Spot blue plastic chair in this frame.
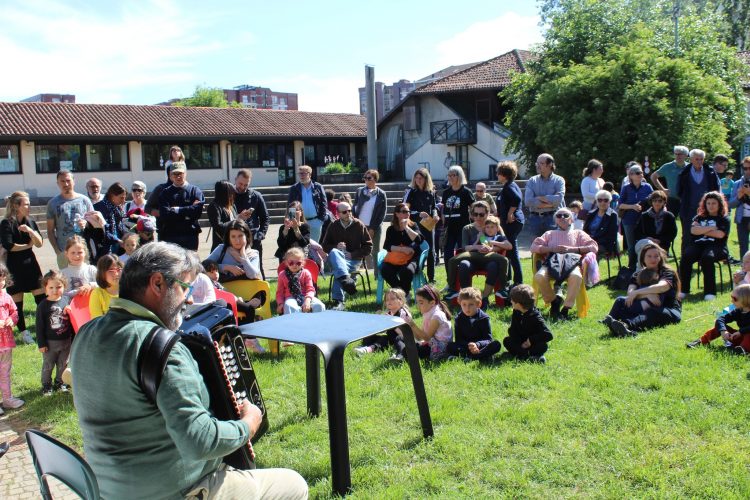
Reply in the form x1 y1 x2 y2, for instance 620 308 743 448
26 429 100 500
376 240 429 304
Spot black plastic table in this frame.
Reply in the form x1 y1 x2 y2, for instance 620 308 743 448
240 310 433 496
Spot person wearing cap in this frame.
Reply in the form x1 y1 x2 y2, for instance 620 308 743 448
651 145 689 215
524 153 566 237
531 208 598 321
125 181 147 213
676 148 720 251
157 161 205 250
135 218 156 246
619 163 653 268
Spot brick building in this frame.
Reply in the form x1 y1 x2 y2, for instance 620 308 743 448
224 85 298 110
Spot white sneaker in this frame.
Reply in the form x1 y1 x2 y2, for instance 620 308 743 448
332 301 346 311
704 294 716 301
2 397 25 409
354 346 374 357
678 292 687 300
21 330 34 344
0 406 4 415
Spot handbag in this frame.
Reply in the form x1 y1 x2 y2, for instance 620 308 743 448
384 248 411 266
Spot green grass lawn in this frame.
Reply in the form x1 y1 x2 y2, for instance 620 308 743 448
6 231 750 498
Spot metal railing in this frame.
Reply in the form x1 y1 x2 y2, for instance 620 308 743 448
429 119 476 145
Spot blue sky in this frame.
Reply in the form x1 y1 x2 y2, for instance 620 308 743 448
1 0 543 113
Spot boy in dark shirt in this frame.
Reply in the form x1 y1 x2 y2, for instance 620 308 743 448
687 283 750 353
503 284 554 363
36 270 73 395
446 287 501 361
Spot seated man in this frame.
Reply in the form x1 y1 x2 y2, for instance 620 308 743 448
321 202 373 311
70 242 307 499
531 208 598 320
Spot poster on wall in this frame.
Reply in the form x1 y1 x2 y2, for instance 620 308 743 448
60 160 73 170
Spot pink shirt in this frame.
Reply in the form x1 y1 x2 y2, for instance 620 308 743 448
531 228 598 255
276 268 317 304
422 305 452 360
0 290 18 349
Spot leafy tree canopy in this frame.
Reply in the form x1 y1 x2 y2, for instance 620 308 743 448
502 0 748 182
173 85 241 108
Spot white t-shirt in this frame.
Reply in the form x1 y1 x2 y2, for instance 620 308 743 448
191 273 217 305
61 264 97 296
357 189 378 226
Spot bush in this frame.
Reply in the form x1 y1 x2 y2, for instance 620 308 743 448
322 163 346 174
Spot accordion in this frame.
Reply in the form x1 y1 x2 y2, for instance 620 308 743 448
177 303 269 469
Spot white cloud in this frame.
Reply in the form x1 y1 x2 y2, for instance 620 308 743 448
0 0 242 103
265 74 363 114
435 12 543 67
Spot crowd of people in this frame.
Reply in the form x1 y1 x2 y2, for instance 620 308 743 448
0 143 749 498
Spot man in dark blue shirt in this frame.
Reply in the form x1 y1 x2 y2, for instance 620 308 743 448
157 162 205 250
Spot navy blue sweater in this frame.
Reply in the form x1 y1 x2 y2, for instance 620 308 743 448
453 309 493 349
716 307 750 334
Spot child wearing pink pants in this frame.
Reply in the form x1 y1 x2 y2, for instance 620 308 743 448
0 263 24 413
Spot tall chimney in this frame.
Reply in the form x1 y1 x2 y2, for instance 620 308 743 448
365 65 378 170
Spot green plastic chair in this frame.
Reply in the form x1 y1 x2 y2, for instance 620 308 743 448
376 240 430 304
25 429 100 500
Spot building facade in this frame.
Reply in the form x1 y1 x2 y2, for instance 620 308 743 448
0 102 365 197
224 85 298 110
377 50 530 183
359 80 415 123
21 93 76 103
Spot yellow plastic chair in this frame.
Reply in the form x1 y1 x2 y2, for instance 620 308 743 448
222 279 272 320
531 253 590 318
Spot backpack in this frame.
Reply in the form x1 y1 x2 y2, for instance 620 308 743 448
612 267 634 290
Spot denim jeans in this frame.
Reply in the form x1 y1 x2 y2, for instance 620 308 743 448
622 223 637 269
328 248 361 302
738 217 750 259
307 218 324 243
527 213 555 237
502 220 524 285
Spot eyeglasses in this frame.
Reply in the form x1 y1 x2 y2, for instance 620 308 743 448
132 188 144 193
397 210 410 214
447 173 458 177
363 176 374 181
731 295 738 301
287 260 303 267
631 172 643 176
596 199 610 203
107 267 122 274
298 171 310 176
471 212 487 217
338 210 350 214
174 277 194 298
743 167 750 171
556 213 571 219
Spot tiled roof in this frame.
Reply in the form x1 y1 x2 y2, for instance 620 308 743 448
414 49 532 94
0 102 367 139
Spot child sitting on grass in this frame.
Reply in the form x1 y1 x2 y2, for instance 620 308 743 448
686 283 750 353
634 268 662 311
60 235 97 297
732 250 750 288
406 284 453 361
276 247 325 315
0 264 23 411
89 254 122 319
502 284 553 363
118 232 140 264
446 287 501 362
354 287 412 362
36 270 73 395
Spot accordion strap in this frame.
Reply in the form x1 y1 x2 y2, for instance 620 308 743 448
137 325 180 405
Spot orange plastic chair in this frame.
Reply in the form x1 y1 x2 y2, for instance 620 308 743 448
68 293 92 334
215 289 239 325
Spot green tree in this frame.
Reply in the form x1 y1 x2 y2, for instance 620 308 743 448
173 85 241 108
502 0 748 180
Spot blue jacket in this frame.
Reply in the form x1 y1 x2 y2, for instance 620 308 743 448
582 207 619 253
729 176 750 224
676 164 720 218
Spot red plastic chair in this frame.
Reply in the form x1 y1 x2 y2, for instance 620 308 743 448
450 249 509 307
69 293 92 334
277 259 320 290
215 289 239 325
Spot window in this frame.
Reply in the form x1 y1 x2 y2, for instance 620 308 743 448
141 143 220 171
86 144 129 171
35 144 82 173
232 143 260 168
0 144 21 173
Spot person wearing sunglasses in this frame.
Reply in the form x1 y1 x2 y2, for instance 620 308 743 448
70 242 308 500
404 167 440 282
633 190 678 253
524 153 566 237
531 208 598 321
321 202 373 311
125 181 147 213
380 202 423 295
619 163 653 269
686 283 750 352
728 156 750 258
676 148 721 252
582 189 621 257
353 169 387 279
441 165 475 279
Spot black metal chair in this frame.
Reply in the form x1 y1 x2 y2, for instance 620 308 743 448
328 258 372 302
695 258 733 294
26 429 100 500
